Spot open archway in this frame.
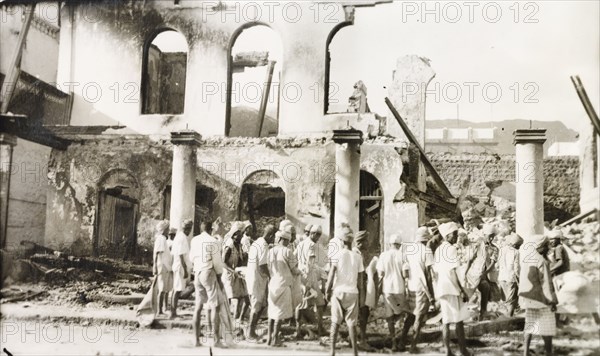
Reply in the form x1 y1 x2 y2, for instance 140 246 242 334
239 170 285 237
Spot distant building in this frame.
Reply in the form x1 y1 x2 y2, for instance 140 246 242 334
425 127 498 154
548 141 580 157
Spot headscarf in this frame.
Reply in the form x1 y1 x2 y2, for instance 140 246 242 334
310 225 323 234
336 225 353 242
415 227 431 242
438 222 459 238
389 234 402 245
155 220 169 233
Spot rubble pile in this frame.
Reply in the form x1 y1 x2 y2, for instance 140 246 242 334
460 195 515 232
560 221 600 272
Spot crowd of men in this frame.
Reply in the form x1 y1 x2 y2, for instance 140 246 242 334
151 217 570 356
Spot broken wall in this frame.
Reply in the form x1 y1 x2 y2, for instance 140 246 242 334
45 137 172 257
428 152 581 222
57 1 357 136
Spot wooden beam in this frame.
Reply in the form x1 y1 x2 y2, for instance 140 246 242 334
0 114 69 150
1 4 36 114
385 97 455 199
233 51 269 68
418 190 458 214
256 60 276 137
571 75 600 136
559 208 598 226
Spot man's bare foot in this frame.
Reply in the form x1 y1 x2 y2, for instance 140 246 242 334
213 341 228 348
460 349 471 356
396 342 406 352
246 331 260 341
409 345 419 354
195 339 201 347
270 339 285 347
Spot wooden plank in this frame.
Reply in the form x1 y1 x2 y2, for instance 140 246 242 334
385 97 455 199
559 208 597 226
233 51 269 68
418 190 458 214
571 76 600 136
256 60 276 137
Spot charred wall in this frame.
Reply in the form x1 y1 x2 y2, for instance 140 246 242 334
43 135 409 259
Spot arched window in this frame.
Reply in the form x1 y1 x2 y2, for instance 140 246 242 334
325 23 353 114
141 30 188 115
226 24 282 137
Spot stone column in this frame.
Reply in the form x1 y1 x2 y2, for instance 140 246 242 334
170 131 201 230
332 128 363 234
514 129 546 239
0 133 17 249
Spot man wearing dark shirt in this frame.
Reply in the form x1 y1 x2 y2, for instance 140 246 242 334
548 230 570 277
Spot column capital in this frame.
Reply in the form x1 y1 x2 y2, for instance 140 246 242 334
332 128 363 145
0 133 17 147
513 129 547 145
171 130 201 146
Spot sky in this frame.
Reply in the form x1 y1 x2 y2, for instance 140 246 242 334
152 1 599 133
329 0 599 133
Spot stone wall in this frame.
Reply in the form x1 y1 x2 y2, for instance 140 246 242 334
5 139 51 250
428 152 580 222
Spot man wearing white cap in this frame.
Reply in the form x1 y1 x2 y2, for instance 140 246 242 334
328 222 349 269
153 219 172 316
245 224 276 341
548 229 569 278
519 234 557 356
325 225 363 356
404 226 436 354
189 221 225 347
498 233 523 316
376 234 410 351
266 224 300 347
299 224 313 245
295 224 327 335
434 222 471 356
465 223 499 320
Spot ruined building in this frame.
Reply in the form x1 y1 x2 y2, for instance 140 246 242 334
1 1 457 262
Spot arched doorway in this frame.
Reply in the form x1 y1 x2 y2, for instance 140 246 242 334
359 171 383 261
94 169 140 259
239 170 285 237
329 170 383 260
